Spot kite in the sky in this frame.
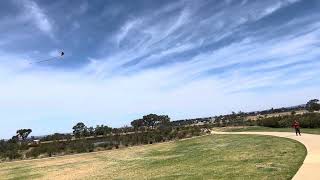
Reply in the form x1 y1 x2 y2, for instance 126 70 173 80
30 51 65 64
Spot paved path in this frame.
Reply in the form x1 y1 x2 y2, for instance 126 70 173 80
211 131 320 180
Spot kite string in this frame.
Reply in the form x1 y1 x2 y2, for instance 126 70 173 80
29 56 60 64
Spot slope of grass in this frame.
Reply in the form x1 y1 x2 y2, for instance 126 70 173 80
0 134 306 180
214 126 320 134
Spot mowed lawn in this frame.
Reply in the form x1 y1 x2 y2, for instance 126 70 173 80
0 134 306 180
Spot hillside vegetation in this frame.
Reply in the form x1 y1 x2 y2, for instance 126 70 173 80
214 126 320 134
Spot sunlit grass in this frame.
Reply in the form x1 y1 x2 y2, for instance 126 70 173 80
0 134 306 180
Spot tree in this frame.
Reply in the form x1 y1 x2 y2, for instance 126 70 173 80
87 127 95 137
95 125 112 136
16 129 32 141
143 114 170 129
131 119 145 130
237 111 245 117
131 114 171 130
72 122 87 139
306 99 320 112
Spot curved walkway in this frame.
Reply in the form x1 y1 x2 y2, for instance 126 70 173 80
211 131 320 180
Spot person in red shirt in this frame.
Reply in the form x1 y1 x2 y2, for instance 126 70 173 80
292 120 301 136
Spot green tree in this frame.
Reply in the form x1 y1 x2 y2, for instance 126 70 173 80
87 127 95 136
16 129 32 141
131 114 171 129
95 125 112 136
144 114 170 128
306 99 320 112
131 119 144 130
72 122 87 139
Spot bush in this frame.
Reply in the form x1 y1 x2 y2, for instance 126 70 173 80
26 148 41 158
257 113 320 128
0 141 22 160
70 140 94 153
300 113 320 128
6 150 22 160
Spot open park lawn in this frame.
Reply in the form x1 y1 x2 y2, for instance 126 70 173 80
0 134 306 180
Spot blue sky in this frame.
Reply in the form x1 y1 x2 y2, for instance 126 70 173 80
0 0 320 138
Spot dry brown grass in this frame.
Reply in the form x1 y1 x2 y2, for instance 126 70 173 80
0 141 176 180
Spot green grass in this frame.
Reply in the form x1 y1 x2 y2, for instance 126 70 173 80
0 134 306 180
215 126 320 134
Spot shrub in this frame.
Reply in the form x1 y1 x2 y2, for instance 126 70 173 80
257 113 320 128
70 140 94 153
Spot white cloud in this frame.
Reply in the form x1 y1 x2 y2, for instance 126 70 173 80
263 2 282 16
79 1 88 14
49 49 60 57
21 0 54 37
257 0 301 19
269 32 319 56
241 0 248 6
72 21 81 30
115 19 141 46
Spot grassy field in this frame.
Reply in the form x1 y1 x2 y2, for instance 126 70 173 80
213 126 320 134
0 134 306 180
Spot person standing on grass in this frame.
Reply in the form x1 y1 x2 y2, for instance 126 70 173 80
292 120 301 136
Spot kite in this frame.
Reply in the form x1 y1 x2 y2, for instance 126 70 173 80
30 51 65 64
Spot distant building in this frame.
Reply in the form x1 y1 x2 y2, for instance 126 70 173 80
32 139 40 145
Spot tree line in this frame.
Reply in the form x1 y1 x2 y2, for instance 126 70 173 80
0 114 209 161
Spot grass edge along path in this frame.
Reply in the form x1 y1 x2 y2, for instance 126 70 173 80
212 131 320 180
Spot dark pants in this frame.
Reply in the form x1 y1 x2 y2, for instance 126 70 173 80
295 128 301 136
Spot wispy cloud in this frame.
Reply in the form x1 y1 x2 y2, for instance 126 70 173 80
259 0 301 18
78 1 88 15
21 0 54 37
115 18 141 46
